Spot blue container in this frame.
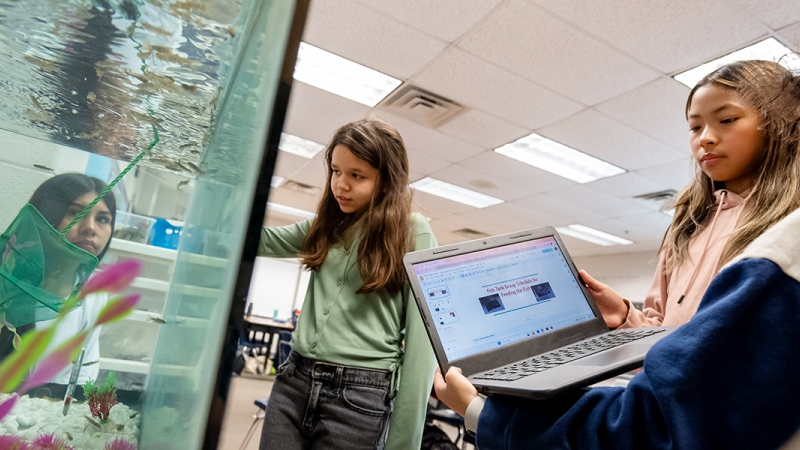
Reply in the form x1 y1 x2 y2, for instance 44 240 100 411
150 218 184 249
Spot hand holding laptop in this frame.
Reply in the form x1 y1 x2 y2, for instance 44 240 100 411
433 366 477 416
578 270 629 329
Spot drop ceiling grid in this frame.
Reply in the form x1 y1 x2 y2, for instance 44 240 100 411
410 46 584 129
457 151 576 195
374 111 486 163
527 0 770 73
269 0 800 250
350 0 505 43
435 108 530 150
536 109 688 171
456 0 661 105
426 164 537 202
593 77 691 152
726 0 800 30
300 0 448 79
282 82 371 146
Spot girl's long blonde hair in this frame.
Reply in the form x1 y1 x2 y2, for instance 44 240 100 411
667 60 800 271
300 119 413 294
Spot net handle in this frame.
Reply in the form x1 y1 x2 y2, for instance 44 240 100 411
61 125 160 234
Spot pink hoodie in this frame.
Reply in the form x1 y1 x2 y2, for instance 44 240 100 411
619 189 750 328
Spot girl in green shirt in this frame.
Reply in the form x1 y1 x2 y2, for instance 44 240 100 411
258 119 438 450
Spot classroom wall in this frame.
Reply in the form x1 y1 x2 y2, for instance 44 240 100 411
572 250 659 307
246 256 309 320
0 129 91 230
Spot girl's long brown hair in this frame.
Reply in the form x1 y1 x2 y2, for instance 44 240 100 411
667 60 800 271
300 119 413 294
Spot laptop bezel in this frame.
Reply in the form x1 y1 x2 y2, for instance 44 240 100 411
403 226 611 376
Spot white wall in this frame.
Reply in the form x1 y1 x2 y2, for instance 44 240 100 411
572 250 659 307
246 256 309 320
0 129 91 230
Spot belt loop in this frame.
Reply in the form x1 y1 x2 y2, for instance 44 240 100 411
334 366 344 391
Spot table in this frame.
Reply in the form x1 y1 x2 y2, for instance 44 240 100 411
242 315 295 374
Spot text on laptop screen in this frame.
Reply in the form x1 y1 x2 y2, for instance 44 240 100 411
412 236 596 361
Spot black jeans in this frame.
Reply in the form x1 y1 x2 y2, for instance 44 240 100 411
259 350 393 450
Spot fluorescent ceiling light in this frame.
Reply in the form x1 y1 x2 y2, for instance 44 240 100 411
270 176 285 187
674 38 800 87
495 133 626 183
556 224 633 247
410 177 504 208
279 133 325 158
267 202 316 219
293 42 402 107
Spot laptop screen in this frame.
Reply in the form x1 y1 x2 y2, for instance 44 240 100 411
411 235 597 361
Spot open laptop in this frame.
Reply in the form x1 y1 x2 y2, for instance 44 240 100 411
403 226 674 399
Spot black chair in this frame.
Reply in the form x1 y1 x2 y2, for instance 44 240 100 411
239 398 269 450
239 325 272 375
426 403 475 449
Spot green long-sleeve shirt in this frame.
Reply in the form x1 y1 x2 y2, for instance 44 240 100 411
258 212 437 450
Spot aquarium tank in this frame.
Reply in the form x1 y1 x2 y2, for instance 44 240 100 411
0 0 307 448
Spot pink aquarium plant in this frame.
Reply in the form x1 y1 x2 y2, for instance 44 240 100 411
104 437 137 450
28 432 74 450
0 434 29 450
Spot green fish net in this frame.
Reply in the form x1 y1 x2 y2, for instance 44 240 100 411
0 204 98 327
0 148 150 328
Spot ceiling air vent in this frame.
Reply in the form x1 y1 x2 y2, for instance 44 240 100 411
453 228 490 239
634 189 678 211
283 179 320 195
634 189 678 201
377 84 465 129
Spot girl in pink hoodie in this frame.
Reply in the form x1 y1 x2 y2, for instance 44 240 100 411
581 60 800 329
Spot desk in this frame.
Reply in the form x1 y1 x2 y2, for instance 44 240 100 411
243 315 294 374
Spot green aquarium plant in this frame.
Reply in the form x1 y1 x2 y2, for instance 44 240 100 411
0 259 143 421
83 371 118 423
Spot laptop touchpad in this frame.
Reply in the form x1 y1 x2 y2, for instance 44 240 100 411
575 345 649 366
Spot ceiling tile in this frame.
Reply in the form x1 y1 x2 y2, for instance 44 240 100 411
436 109 529 149
412 190 475 218
530 0 769 73
408 149 452 181
482 201 573 229
273 151 316 180
544 185 653 218
285 154 327 190
433 214 512 238
458 151 576 194
537 109 687 171
595 77 691 152
586 172 672 199
351 0 504 42
267 187 322 215
728 0 800 30
376 111 485 162
412 47 584 129
302 0 448 79
459 208 532 234
510 194 607 224
458 0 659 105
634 158 696 191
778 22 800 51
428 164 536 201
283 82 370 146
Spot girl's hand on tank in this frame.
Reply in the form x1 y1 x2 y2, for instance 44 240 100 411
433 366 478 417
579 270 629 329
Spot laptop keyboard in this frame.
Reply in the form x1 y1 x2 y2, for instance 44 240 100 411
473 328 666 382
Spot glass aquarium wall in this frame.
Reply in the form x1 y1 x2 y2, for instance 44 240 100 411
0 0 303 448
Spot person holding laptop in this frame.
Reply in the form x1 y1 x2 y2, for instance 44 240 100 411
432 59 800 449
580 60 800 329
